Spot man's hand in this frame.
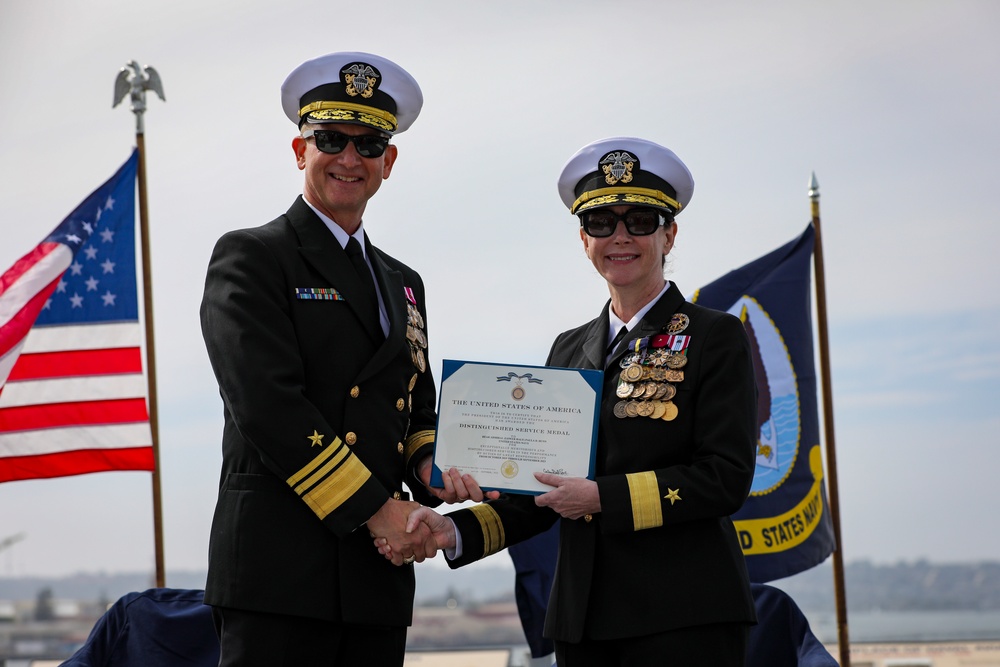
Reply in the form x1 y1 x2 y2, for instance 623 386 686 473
417 456 501 504
533 473 601 520
375 506 457 563
366 498 436 566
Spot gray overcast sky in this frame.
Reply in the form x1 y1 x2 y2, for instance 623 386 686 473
1 0 998 581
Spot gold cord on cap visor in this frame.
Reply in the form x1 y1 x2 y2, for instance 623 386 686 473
298 101 398 133
572 186 682 215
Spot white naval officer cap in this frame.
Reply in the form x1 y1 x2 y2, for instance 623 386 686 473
557 137 694 217
281 51 423 135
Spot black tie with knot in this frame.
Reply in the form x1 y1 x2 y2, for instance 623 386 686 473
607 325 629 360
345 236 381 336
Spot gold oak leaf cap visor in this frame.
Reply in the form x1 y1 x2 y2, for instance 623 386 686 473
281 51 423 135
558 137 694 217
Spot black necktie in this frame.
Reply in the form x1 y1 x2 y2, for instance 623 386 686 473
607 325 629 359
345 237 381 335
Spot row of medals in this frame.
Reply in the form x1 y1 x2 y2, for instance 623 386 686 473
613 315 690 421
406 303 428 373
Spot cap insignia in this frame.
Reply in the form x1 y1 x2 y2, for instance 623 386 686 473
600 151 636 186
342 63 380 99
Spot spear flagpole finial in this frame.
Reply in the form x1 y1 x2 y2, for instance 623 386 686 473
808 171 820 201
808 172 820 219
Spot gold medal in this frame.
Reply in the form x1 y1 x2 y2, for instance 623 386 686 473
648 349 667 367
651 401 666 419
665 353 688 369
622 364 644 383
661 401 678 421
407 304 424 329
625 401 640 417
664 369 684 382
636 401 655 417
613 401 628 418
642 382 659 399
661 383 677 401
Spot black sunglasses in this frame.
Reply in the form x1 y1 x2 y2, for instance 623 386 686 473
301 129 391 158
579 208 667 238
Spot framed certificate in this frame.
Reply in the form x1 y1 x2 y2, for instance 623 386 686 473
430 360 603 495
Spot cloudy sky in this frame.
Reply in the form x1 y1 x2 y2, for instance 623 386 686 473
1 0 998 584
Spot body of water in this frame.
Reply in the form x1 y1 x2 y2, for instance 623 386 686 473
805 609 1000 644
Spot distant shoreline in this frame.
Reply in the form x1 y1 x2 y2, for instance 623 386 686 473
3 559 999 619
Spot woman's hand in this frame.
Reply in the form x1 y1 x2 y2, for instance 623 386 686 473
533 473 601 520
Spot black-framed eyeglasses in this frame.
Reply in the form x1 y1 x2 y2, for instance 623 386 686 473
301 129 391 158
579 207 667 238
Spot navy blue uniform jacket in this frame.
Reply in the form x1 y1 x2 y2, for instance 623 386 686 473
200 197 439 626
447 283 757 642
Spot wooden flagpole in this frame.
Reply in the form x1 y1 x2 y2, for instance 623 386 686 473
809 173 850 666
114 61 167 588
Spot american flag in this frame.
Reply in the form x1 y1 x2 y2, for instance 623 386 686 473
0 150 154 483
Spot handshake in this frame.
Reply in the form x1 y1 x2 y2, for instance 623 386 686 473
367 465 500 567
367 462 600 566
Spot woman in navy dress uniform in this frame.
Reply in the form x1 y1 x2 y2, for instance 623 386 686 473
388 137 758 666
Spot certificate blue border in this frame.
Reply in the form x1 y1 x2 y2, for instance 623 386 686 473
430 359 603 495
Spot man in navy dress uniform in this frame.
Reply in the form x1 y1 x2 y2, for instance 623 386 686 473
200 51 459 666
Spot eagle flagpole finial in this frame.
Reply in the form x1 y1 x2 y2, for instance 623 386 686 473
113 60 165 134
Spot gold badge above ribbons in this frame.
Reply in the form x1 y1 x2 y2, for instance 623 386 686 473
666 313 690 335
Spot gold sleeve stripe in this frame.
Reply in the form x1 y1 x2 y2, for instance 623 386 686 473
470 504 505 557
626 471 664 531
405 430 435 462
292 443 350 496
286 437 340 487
299 453 372 520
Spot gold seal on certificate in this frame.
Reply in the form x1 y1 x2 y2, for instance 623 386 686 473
431 360 603 495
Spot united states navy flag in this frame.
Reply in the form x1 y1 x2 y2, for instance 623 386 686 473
693 224 835 582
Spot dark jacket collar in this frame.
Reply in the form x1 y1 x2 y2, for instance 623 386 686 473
593 282 686 369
